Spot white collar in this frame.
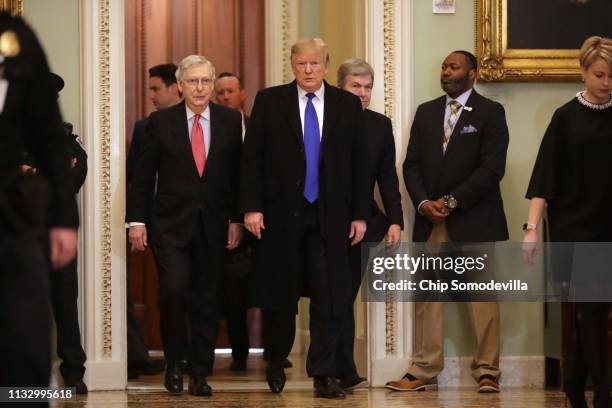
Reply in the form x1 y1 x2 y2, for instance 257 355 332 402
297 83 325 101
186 103 210 120
446 88 473 107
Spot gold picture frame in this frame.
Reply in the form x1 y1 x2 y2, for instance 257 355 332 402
475 0 582 82
0 0 22 16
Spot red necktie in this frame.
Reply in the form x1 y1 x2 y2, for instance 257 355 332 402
192 113 206 176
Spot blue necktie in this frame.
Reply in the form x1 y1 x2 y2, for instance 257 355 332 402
303 92 320 203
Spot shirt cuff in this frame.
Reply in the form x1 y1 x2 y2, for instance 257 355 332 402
127 222 145 228
417 200 429 215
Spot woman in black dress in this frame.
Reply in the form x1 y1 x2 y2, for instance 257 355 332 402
523 36 612 408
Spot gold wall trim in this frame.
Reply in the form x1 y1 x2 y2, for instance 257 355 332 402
0 0 22 15
475 0 581 82
99 0 112 357
281 0 292 83
383 0 396 356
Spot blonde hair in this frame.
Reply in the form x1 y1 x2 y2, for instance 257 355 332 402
175 55 216 81
290 38 329 65
579 36 612 69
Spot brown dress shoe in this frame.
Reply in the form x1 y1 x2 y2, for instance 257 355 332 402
385 375 438 391
477 375 500 393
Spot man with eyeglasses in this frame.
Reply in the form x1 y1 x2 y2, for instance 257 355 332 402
127 55 243 397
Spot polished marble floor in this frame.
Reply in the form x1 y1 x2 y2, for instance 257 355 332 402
53 353 578 407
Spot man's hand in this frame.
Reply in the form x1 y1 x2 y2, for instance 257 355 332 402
70 158 77 168
49 227 78 269
227 223 243 250
244 212 265 239
421 198 449 224
129 225 148 251
386 224 402 245
349 220 367 246
20 164 36 174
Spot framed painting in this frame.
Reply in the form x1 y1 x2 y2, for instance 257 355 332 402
475 0 612 82
0 0 22 16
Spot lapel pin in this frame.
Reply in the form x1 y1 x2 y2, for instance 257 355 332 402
463 106 473 112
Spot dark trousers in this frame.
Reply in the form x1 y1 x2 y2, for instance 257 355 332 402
572 302 611 406
0 235 51 408
222 245 251 362
50 256 87 382
126 235 152 369
337 209 390 376
126 291 153 368
264 200 346 377
150 217 225 377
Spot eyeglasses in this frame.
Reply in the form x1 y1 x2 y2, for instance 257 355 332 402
183 77 213 88
293 61 322 71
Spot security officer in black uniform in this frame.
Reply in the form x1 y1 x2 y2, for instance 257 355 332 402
48 72 89 394
0 11 78 406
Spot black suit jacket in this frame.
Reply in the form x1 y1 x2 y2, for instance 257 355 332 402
63 123 87 194
127 101 242 249
403 90 509 242
0 12 77 230
363 109 403 241
126 117 148 186
240 81 369 314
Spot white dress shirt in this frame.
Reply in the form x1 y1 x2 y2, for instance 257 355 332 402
297 83 324 139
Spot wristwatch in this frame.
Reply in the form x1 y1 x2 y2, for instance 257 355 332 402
443 194 458 211
523 222 537 231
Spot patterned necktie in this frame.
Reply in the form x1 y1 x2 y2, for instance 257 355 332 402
443 100 461 153
192 113 206 176
303 92 320 202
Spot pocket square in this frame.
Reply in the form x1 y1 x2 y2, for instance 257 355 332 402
460 125 478 134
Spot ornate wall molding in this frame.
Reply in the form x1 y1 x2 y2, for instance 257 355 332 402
365 0 414 386
81 0 127 390
0 0 22 15
382 0 396 356
98 0 113 358
280 0 293 83
265 0 297 86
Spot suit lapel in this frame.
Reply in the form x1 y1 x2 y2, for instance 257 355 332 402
205 103 221 179
280 81 304 149
170 102 200 178
320 81 340 155
430 96 447 165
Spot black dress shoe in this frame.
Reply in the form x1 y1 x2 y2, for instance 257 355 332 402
188 376 212 396
314 376 346 399
564 378 587 408
65 379 88 395
266 364 286 394
283 358 293 368
230 358 247 372
164 365 184 395
338 372 368 391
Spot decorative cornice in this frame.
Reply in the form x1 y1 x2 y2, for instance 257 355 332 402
99 0 112 357
383 0 396 356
